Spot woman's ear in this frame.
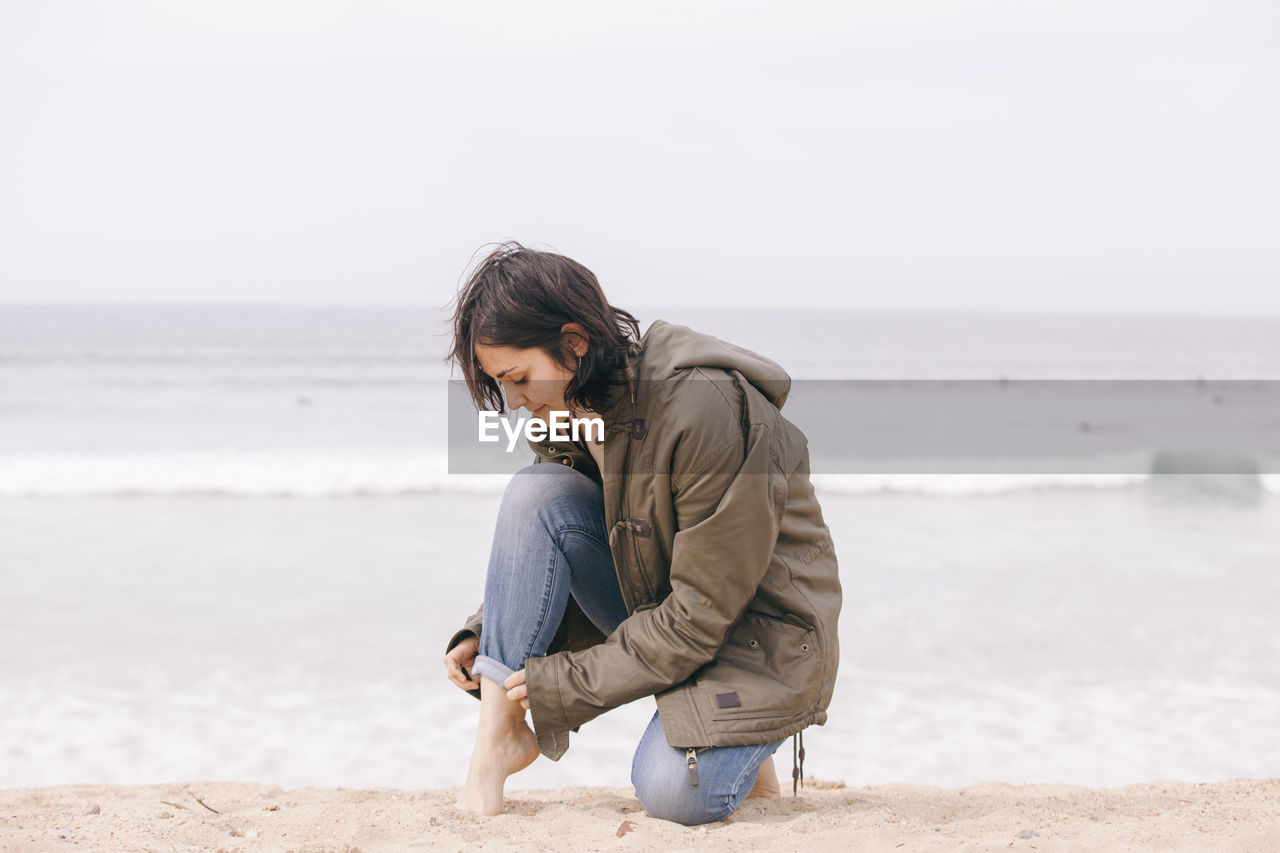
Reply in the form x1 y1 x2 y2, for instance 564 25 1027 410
560 322 590 359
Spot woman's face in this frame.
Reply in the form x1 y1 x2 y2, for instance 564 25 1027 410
474 326 587 419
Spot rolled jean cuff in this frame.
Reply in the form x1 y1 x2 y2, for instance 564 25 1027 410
471 654 516 687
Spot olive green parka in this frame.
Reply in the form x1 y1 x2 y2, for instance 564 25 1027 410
450 320 841 760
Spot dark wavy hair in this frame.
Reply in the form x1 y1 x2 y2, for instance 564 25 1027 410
445 243 642 415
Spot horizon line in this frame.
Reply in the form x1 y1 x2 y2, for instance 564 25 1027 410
3 300 1280 322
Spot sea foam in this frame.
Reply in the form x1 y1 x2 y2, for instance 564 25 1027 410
6 448 1271 497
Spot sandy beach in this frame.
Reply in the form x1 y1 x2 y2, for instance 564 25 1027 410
2 776 1277 852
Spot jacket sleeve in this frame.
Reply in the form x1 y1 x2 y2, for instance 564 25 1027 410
524 396 785 759
447 604 484 652
446 604 485 701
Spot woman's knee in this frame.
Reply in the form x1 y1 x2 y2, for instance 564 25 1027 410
631 746 734 827
500 463 599 518
631 772 732 826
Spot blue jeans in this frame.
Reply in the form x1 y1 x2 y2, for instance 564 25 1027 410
472 463 783 826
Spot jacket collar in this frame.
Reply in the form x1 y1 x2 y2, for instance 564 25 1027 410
593 341 643 434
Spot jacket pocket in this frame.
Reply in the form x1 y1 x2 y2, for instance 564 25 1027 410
695 610 820 722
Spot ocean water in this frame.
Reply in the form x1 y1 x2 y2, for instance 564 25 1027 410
1 304 1278 791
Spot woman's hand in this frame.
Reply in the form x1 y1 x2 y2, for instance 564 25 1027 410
444 634 480 691
504 669 530 710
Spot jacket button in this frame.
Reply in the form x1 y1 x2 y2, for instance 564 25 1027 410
800 643 810 652
560 457 574 467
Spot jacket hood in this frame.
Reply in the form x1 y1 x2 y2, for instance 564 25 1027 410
633 319 791 410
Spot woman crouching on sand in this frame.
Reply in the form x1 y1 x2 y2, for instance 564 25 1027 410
442 244 841 825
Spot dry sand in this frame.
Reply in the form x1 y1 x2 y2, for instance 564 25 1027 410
2 777 1278 852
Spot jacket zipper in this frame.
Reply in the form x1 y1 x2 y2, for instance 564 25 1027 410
685 747 710 787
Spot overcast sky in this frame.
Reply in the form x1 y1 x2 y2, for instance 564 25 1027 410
2 1 1277 314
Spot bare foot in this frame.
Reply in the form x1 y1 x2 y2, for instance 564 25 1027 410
746 755 781 800
455 681 540 814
